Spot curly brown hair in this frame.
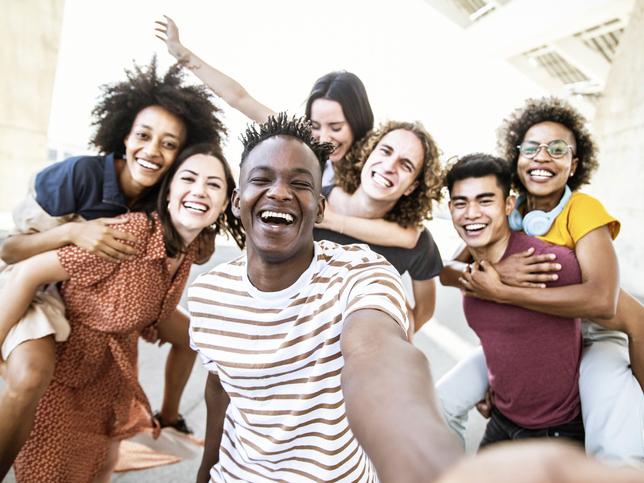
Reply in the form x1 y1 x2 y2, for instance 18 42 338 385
497 97 598 193
335 120 442 228
91 57 226 157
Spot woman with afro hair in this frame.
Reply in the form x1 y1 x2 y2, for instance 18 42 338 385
314 120 445 335
438 97 643 464
0 58 226 479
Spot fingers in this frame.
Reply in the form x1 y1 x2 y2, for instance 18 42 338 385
525 253 557 265
98 217 129 225
104 238 139 258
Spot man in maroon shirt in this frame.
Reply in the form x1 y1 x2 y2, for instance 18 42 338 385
444 153 584 447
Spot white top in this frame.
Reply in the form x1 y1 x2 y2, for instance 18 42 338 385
189 240 409 482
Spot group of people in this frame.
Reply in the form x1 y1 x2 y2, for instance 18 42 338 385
0 14 641 483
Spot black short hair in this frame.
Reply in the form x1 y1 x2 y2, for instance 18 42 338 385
90 57 226 157
445 153 512 198
240 113 333 174
497 97 598 193
304 71 374 145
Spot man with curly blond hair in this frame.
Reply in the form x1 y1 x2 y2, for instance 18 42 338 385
314 120 444 332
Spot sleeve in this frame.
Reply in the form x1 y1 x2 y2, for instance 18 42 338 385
11 190 83 236
187 278 220 374
408 229 444 280
343 252 410 335
568 194 620 244
55 214 144 287
34 157 87 216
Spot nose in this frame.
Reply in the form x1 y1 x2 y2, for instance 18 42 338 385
464 203 480 219
266 180 293 201
381 155 398 173
191 179 207 197
143 137 161 157
532 145 551 162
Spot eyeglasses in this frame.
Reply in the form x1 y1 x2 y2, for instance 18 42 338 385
517 140 574 159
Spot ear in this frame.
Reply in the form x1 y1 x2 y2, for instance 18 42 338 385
315 194 326 224
231 189 241 218
505 194 516 216
570 157 578 179
403 180 419 197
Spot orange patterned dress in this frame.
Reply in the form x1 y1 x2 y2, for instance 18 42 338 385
13 212 196 482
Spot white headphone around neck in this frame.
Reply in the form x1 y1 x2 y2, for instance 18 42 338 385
508 185 572 236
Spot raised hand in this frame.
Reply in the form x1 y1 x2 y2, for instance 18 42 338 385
154 15 188 62
68 217 139 262
494 247 561 288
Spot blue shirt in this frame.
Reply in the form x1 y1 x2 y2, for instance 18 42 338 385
35 153 129 220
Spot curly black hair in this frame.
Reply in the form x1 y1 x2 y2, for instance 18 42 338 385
334 120 442 228
240 113 334 174
90 56 226 157
497 97 598 193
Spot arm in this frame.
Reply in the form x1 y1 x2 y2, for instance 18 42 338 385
0 251 69 348
0 218 139 265
341 309 462 482
410 278 436 333
155 16 275 124
439 244 470 288
196 372 230 483
316 207 421 248
462 227 619 319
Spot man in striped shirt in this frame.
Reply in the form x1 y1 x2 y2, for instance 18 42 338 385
189 114 461 482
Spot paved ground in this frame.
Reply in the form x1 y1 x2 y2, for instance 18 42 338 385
3 219 487 482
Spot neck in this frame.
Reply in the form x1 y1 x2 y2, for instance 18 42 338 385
115 157 143 205
246 244 315 292
526 187 565 213
343 187 396 219
468 227 512 265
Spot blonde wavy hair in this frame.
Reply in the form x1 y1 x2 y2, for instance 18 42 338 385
334 120 442 228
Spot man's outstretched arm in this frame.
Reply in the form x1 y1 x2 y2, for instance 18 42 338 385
341 309 462 482
196 372 230 483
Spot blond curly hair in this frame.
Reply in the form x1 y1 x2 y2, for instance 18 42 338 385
334 120 442 228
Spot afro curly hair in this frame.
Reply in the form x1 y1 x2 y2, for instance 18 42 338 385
497 97 598 193
240 112 334 175
334 120 442 228
90 56 226 157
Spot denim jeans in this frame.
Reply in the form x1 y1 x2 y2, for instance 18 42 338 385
479 407 585 450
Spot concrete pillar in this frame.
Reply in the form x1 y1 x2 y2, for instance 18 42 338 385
591 0 644 297
0 0 64 213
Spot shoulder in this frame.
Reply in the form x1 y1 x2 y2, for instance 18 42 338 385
316 239 391 269
565 192 620 241
192 254 246 289
567 192 606 212
510 232 573 258
38 154 106 179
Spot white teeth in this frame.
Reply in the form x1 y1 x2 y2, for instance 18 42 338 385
372 172 393 188
137 159 160 170
529 169 553 178
183 201 208 213
464 223 486 232
260 211 294 223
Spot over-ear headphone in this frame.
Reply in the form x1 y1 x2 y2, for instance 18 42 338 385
509 185 572 236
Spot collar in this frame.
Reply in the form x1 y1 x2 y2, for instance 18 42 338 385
103 153 128 208
140 212 199 264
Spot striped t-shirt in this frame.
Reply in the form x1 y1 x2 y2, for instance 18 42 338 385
189 240 409 482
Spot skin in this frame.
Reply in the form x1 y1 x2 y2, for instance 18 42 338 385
309 98 354 165
0 154 226 479
156 16 420 249
197 134 462 482
436 441 644 483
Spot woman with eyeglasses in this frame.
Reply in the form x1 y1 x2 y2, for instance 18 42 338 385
155 16 424 251
438 97 643 463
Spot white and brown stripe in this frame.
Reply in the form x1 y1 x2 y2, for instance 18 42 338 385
189 241 409 482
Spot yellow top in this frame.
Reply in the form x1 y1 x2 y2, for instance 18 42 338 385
538 192 620 249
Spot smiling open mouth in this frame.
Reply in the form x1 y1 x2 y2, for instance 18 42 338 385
183 201 209 213
137 158 162 171
372 171 393 188
259 210 294 225
528 169 554 179
464 223 486 233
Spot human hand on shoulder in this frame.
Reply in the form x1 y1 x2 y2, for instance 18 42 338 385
67 217 139 262
459 261 505 302
494 247 560 288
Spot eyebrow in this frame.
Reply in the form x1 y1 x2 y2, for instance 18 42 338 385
179 168 223 180
137 123 181 139
451 192 497 201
